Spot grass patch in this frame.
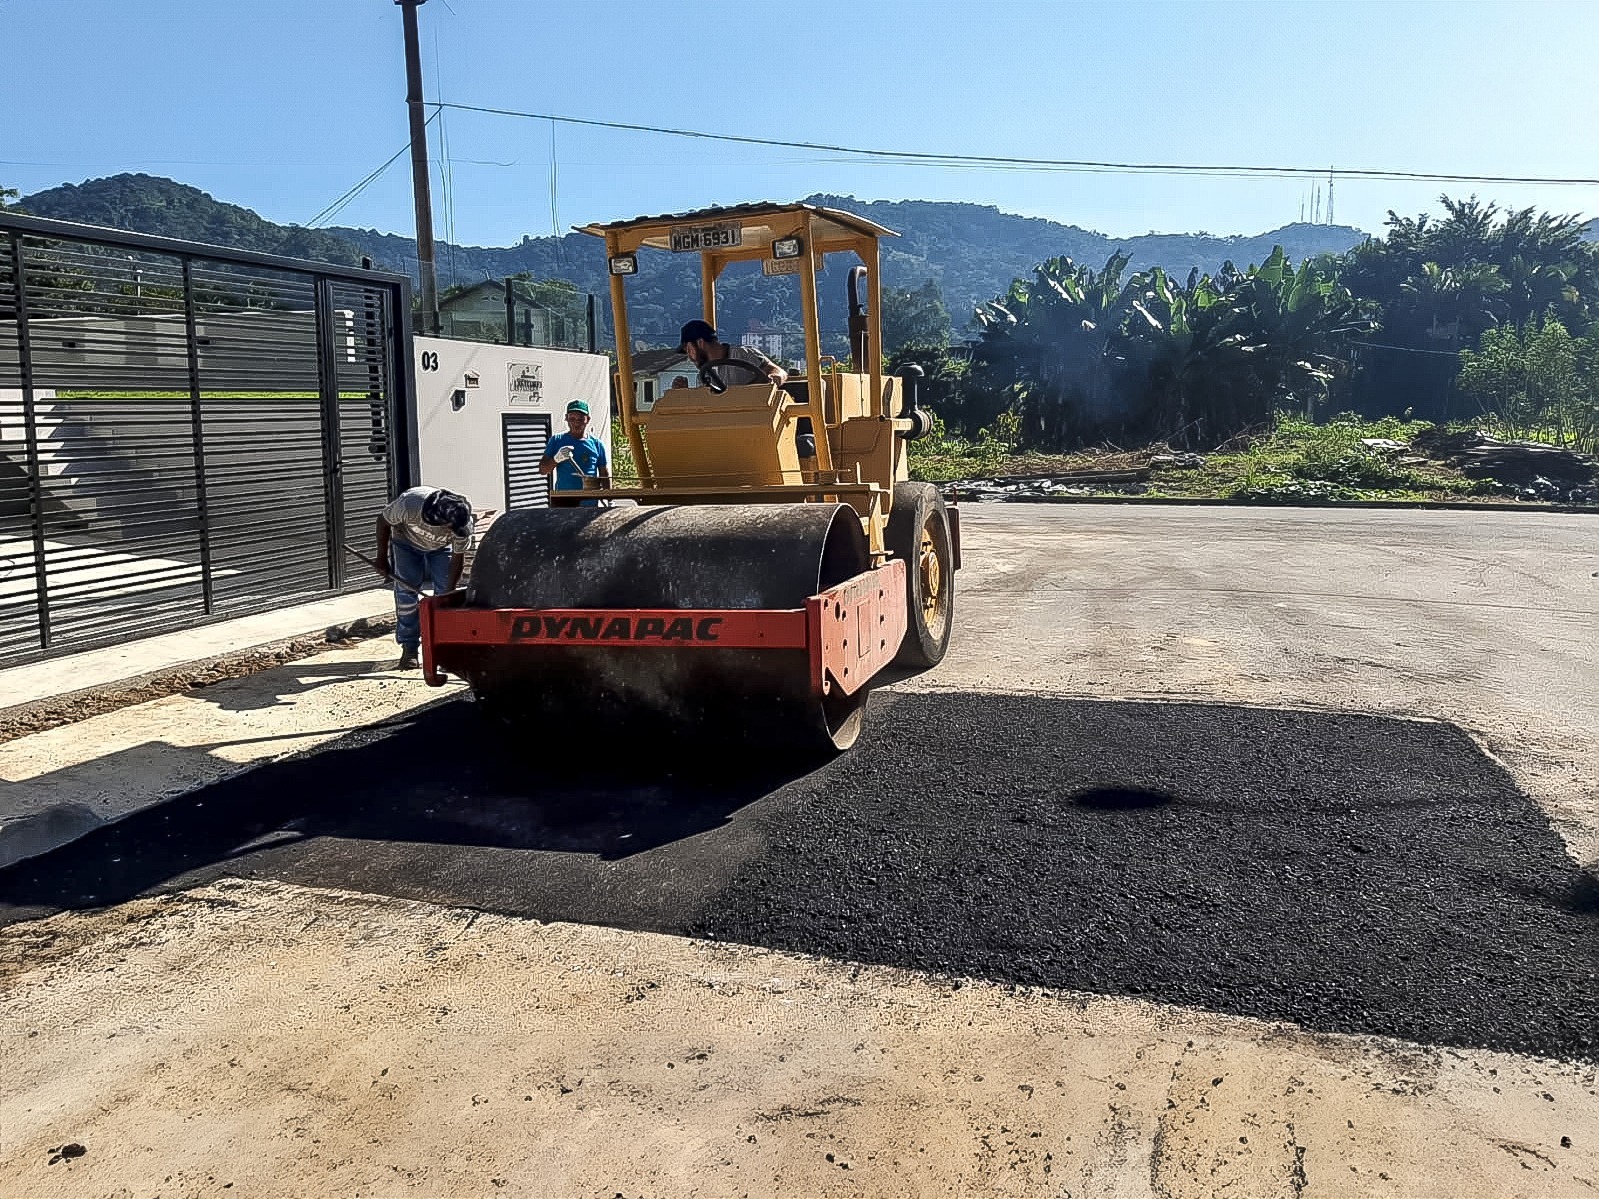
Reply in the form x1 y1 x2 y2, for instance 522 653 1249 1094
1191 414 1501 504
608 412 1588 506
913 412 1568 505
906 413 1027 482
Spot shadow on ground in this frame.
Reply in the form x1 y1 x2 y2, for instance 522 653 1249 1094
180 656 399 712
1 692 1594 1062
0 698 812 920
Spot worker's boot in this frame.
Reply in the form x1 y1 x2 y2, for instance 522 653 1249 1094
396 648 420 670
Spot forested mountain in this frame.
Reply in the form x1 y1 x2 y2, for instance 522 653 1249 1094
15 174 368 267
15 174 1367 342
12 175 1594 453
324 196 1366 336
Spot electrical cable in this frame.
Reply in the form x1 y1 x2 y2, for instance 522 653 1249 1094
549 118 560 240
432 101 1599 188
1354 339 1465 357
305 111 438 228
433 31 458 287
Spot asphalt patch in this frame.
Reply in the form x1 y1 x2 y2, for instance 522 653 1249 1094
691 694 1598 1063
1 692 1592 1063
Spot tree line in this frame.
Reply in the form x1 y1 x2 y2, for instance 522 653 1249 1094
889 197 1599 454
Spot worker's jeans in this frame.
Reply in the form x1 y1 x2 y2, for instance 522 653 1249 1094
390 539 453 651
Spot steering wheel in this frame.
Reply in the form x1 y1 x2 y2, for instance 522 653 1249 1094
698 357 771 395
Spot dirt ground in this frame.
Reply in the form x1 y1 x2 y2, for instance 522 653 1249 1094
1 505 1595 1198
2 879 1594 1199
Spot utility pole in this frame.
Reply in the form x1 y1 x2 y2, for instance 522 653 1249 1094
396 0 439 335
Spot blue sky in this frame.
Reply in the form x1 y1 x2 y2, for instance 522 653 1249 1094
3 0 1596 245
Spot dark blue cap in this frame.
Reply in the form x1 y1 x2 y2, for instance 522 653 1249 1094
678 319 716 351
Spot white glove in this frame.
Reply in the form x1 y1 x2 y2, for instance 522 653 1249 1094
553 446 574 464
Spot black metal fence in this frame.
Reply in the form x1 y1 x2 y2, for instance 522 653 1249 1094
0 212 413 668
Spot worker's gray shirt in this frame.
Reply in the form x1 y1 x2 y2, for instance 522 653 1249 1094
382 487 472 554
709 345 783 382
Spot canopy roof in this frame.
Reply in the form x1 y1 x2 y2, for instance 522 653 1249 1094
576 202 897 254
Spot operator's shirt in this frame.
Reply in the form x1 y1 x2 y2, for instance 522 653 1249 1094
544 433 609 505
720 345 781 380
382 486 473 554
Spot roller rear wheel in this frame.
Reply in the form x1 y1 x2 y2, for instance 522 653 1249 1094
886 482 954 669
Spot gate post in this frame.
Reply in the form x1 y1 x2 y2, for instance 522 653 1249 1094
314 275 345 589
8 231 50 649
391 278 420 492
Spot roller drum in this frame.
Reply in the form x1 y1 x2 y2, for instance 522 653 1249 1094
454 503 873 751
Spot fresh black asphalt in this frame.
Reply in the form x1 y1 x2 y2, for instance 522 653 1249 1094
2 691 1594 1063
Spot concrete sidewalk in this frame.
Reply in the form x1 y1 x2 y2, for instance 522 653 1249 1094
0 589 392 713
0 637 463 870
0 587 464 872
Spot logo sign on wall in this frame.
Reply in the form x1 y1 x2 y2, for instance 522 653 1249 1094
508 363 543 403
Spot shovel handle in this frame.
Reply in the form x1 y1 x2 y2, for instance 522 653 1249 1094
343 542 408 590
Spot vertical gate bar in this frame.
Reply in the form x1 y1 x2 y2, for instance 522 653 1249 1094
313 275 344 588
8 231 51 649
362 283 388 494
391 278 420 492
180 257 215 614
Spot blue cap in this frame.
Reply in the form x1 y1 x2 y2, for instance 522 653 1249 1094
679 319 716 351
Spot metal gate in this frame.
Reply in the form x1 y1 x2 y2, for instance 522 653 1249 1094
501 413 551 510
0 212 414 667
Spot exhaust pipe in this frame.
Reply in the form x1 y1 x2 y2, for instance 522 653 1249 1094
896 363 932 439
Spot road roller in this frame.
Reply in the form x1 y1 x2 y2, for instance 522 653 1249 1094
419 202 959 753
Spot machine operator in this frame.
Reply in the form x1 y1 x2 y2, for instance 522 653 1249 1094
679 319 787 389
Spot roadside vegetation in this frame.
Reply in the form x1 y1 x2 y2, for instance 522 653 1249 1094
908 411 1592 505
895 195 1598 503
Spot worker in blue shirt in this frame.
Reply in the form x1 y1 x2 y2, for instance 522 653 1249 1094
540 399 610 506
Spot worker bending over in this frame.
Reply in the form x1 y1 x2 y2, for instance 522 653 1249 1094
375 486 473 669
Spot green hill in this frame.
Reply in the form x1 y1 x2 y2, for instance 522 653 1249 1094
17 174 1369 340
15 173 368 267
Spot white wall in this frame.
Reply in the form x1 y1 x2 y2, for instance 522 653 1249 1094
413 337 610 514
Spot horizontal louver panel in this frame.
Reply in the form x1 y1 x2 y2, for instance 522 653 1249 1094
503 414 550 510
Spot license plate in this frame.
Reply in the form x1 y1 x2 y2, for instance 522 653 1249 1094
669 222 743 253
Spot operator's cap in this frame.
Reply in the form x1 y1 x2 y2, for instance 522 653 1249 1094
678 319 716 351
566 399 590 416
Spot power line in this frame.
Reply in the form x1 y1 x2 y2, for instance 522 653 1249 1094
433 31 458 285
305 111 438 228
1355 339 1463 357
433 102 1599 188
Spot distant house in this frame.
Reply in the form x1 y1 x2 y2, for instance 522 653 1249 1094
630 348 698 411
437 280 588 349
740 320 788 360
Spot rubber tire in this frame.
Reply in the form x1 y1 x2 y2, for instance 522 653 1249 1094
886 481 954 669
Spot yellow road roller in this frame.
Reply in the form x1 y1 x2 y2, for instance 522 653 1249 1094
419 202 959 752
